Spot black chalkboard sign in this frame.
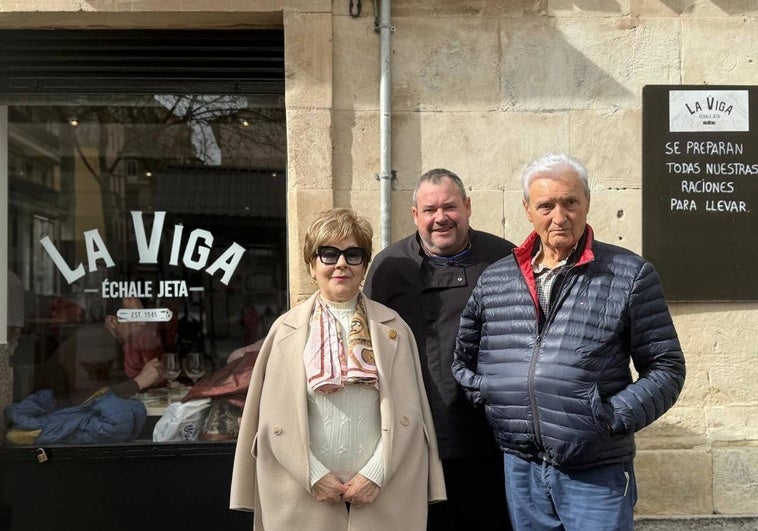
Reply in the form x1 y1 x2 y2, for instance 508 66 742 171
642 85 758 301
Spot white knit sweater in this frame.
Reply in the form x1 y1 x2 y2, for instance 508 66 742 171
306 295 384 487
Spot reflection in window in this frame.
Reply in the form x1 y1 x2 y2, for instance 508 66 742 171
4 94 287 445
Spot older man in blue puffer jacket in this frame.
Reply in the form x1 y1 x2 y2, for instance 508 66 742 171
453 153 685 531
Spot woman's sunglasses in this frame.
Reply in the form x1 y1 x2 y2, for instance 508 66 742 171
317 246 366 265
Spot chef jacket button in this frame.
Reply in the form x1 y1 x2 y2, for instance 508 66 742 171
400 416 409 426
273 424 283 435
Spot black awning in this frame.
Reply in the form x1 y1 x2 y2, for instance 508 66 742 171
0 29 285 95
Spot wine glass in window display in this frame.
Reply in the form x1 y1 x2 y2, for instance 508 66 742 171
183 351 206 386
161 352 181 403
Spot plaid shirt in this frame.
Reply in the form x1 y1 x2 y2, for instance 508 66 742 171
531 242 576 314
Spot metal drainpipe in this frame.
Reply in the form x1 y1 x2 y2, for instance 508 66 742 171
377 0 393 250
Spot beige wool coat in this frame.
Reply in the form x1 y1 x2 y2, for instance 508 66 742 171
230 291 447 531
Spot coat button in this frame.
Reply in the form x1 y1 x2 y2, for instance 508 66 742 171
400 416 409 426
272 424 283 435
388 329 397 339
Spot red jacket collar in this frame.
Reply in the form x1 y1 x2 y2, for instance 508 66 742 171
513 225 595 307
514 225 595 268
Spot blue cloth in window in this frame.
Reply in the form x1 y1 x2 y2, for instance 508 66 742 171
6 389 146 444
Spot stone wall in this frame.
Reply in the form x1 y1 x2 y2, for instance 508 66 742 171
0 0 757 521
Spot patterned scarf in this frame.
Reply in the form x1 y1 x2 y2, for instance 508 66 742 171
304 294 378 394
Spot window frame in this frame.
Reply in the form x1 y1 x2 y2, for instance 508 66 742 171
0 28 285 455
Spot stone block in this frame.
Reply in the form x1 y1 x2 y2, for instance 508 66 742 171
287 189 333 301
633 0 758 17
586 188 642 253
681 18 758 84
334 190 406 249
635 449 713 515
333 111 381 191
469 189 505 238
667 307 758 406
713 447 758 514
570 109 642 189
631 0 688 16
286 108 333 190
663 308 758 407
670 346 709 405
334 189 416 251
482 0 548 16
708 406 758 442
636 515 758 531
500 17 680 111
549 0 629 17
503 190 532 243
637 406 707 450
392 111 569 195
385 190 417 241
284 11 332 109
389 190 417 243
390 0 548 17
333 14 379 111
391 17 500 111
707 351 758 405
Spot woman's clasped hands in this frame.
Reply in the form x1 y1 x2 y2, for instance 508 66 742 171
312 472 380 508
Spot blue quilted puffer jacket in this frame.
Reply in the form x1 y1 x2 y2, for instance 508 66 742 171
453 226 686 470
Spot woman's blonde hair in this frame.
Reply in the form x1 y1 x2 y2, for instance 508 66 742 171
303 208 374 267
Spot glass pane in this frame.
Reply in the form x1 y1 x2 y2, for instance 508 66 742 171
4 94 287 445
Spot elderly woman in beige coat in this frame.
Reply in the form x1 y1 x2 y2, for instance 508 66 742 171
230 208 446 531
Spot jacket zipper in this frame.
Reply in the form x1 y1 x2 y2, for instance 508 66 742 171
527 266 575 454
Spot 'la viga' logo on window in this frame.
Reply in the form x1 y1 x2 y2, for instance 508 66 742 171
669 90 749 132
40 211 245 302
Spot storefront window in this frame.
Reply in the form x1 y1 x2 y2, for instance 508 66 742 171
3 94 287 445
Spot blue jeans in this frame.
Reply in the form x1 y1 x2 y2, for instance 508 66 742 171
503 453 637 531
